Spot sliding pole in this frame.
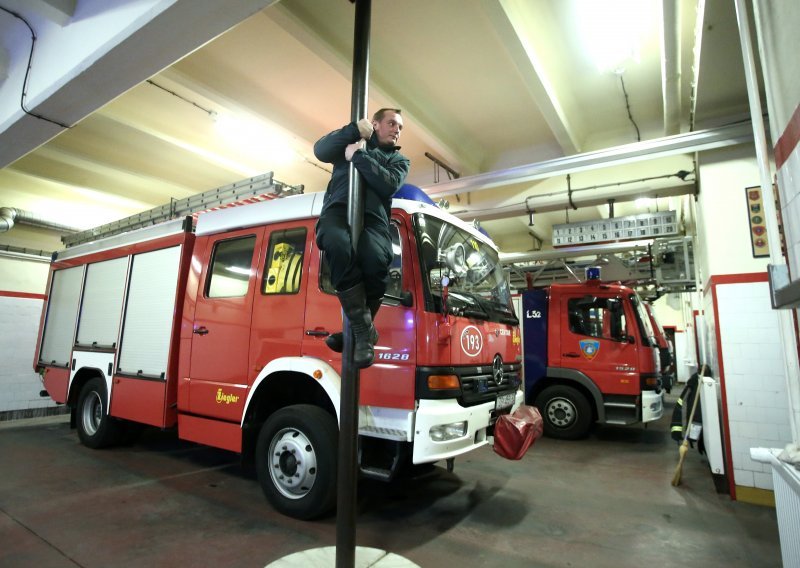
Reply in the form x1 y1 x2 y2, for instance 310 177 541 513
336 1 371 567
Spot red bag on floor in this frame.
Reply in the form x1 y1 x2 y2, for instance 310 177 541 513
493 404 543 460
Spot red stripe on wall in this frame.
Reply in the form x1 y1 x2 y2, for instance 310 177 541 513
704 271 768 292
775 103 800 170
707 271 771 500
0 291 46 300
708 280 736 500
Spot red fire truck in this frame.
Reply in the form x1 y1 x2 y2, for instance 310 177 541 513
517 269 663 439
34 192 522 520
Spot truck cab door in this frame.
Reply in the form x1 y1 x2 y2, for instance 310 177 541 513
558 293 639 396
302 219 417 410
250 222 312 365
187 228 264 421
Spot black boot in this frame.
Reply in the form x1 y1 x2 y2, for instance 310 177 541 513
326 297 381 353
335 283 375 368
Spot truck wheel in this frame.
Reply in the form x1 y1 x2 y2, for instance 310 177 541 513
76 377 123 449
255 404 338 520
537 385 592 440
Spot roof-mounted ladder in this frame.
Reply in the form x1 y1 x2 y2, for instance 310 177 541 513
62 172 303 248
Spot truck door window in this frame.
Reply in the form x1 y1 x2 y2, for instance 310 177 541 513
629 293 655 346
206 235 256 298
567 297 626 341
386 224 403 300
320 223 403 303
262 228 306 295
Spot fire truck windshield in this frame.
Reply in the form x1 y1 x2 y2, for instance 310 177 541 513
414 213 515 323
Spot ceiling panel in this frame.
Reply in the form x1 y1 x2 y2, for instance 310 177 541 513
0 0 755 259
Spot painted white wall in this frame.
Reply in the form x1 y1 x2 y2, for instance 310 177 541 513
0 225 58 416
716 281 792 491
0 259 49 295
753 0 800 449
695 145 770 282
691 143 791 493
651 293 685 329
652 293 696 383
0 295 57 415
754 2 800 143
754 2 800 269
0 225 60 293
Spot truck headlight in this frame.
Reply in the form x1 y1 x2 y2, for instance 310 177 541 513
430 421 467 441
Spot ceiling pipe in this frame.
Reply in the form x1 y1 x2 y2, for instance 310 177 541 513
451 181 695 223
661 0 681 135
0 207 80 234
422 122 752 197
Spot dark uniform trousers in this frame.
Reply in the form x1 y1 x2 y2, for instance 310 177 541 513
315 205 392 301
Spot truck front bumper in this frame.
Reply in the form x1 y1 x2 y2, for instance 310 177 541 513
641 389 664 423
411 391 524 464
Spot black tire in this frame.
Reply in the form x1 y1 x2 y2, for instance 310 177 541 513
536 385 593 440
76 377 124 449
255 404 338 520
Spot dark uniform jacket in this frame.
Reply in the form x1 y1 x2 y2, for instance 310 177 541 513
670 371 707 455
313 122 410 227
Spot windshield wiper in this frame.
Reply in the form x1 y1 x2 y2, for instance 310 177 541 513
491 304 519 325
462 307 490 320
448 291 491 320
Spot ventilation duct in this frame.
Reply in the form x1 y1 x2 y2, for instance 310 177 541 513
0 207 80 234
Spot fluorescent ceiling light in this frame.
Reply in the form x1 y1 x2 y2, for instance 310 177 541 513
575 0 661 73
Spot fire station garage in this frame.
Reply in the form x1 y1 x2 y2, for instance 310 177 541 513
1 1 799 567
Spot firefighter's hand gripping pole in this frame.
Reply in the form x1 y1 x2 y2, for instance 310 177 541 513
336 1 371 567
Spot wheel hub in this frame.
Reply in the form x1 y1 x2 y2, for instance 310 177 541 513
279 451 298 477
81 391 102 435
269 428 318 500
546 397 576 428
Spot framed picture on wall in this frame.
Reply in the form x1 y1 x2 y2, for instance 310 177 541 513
745 186 769 258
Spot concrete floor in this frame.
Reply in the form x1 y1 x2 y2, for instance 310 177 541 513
0 395 781 568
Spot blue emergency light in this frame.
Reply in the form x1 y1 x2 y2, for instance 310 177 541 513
395 184 436 205
586 266 601 281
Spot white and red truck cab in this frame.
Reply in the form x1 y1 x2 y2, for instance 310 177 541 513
518 269 663 439
34 192 523 519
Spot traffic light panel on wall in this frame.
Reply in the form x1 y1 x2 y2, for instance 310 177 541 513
745 186 769 258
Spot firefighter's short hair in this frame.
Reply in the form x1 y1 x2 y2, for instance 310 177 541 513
373 108 402 122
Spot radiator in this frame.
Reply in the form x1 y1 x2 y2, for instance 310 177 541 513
700 377 725 475
751 447 800 567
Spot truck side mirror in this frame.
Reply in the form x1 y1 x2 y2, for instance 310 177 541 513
400 290 414 307
385 290 414 307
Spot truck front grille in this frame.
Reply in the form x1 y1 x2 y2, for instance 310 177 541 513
460 363 521 406
416 363 521 407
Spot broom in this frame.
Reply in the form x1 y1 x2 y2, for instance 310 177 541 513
671 365 706 487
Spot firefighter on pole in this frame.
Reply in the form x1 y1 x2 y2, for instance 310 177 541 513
313 108 409 368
